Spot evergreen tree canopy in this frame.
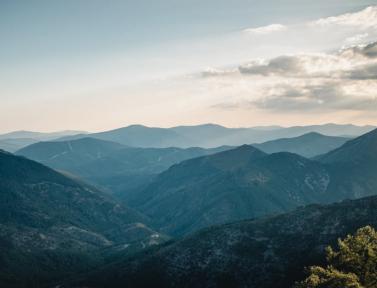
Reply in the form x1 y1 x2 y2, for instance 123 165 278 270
295 226 377 288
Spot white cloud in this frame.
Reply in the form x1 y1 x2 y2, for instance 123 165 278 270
201 67 237 77
244 24 286 35
344 33 369 46
312 6 377 29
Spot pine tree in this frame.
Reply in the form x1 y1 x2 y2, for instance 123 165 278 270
295 226 377 288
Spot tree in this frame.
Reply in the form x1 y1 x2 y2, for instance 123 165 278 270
295 226 377 288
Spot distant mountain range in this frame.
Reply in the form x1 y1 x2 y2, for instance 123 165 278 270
1 123 371 153
71 195 377 288
16 132 350 201
129 128 377 236
0 130 86 152
0 130 86 141
0 138 38 153
253 132 350 158
56 123 374 148
16 137 126 170
0 150 164 287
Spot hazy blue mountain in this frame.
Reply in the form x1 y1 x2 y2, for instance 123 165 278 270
0 138 38 153
16 137 126 171
0 130 87 152
0 150 165 287
170 124 243 146
253 132 350 158
71 145 233 200
54 123 374 148
72 145 232 178
317 128 377 200
58 125 189 147
202 123 371 147
248 125 284 130
318 128 377 165
68 195 377 288
272 123 375 138
0 130 86 141
132 145 331 236
17 138 232 197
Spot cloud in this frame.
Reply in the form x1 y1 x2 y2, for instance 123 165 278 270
201 67 237 77
312 6 377 29
203 41 377 113
239 55 308 76
346 63 377 80
198 6 377 119
237 42 377 80
251 81 377 111
344 33 369 46
252 83 340 111
243 24 286 35
343 41 377 58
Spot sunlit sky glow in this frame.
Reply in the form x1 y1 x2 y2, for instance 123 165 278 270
1 0 377 133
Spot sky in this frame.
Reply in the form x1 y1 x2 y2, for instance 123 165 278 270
1 0 377 133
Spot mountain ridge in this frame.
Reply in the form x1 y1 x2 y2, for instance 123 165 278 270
254 132 350 158
67 195 377 288
131 145 331 236
54 123 375 148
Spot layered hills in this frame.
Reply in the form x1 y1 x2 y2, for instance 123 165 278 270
131 128 377 236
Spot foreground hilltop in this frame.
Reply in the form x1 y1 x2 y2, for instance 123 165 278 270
0 150 164 287
70 195 377 288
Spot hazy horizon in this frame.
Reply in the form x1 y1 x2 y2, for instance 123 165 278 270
1 122 377 135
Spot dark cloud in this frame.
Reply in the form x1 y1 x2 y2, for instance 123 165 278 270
239 56 304 76
238 42 377 79
346 63 377 80
346 41 377 58
252 82 377 111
